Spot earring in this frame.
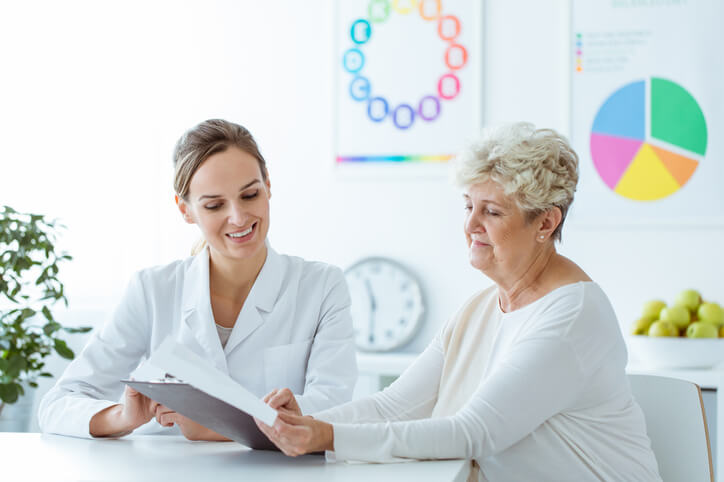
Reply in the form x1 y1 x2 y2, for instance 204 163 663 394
539 235 545 239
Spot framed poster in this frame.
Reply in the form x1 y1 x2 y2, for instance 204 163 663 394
334 0 483 176
569 0 724 225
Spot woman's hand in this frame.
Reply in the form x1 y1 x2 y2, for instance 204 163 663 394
254 412 334 457
155 405 230 441
263 388 302 416
89 386 159 437
120 386 159 427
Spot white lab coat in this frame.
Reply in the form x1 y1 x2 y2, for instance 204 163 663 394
38 246 358 438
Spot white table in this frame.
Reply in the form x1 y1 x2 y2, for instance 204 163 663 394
1 433 470 482
627 363 724 482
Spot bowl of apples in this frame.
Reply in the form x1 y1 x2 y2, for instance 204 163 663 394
627 289 724 369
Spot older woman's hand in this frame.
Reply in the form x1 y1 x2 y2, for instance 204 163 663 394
263 388 302 416
254 412 334 457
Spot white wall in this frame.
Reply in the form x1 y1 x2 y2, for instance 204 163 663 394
3 0 723 429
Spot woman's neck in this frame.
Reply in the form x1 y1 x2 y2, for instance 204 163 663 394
495 244 557 313
208 244 268 301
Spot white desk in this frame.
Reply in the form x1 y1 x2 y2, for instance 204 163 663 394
1 434 470 482
627 363 724 482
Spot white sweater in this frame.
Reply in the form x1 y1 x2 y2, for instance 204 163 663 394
315 282 661 481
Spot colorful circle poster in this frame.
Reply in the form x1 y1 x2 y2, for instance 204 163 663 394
570 0 723 225
334 0 483 172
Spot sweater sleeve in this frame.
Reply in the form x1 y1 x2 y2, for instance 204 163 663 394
314 332 445 425
329 327 586 462
37 272 151 438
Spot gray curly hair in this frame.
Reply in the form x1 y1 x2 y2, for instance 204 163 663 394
453 122 579 241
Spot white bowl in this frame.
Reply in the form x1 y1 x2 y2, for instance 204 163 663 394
627 336 724 369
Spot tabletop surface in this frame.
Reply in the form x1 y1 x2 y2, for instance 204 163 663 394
1 433 470 482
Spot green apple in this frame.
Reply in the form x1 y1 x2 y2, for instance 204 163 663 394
659 305 691 330
686 321 719 338
697 302 724 326
674 289 702 312
641 300 666 320
648 320 679 337
631 317 655 335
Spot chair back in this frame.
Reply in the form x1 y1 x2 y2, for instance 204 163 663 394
628 374 713 482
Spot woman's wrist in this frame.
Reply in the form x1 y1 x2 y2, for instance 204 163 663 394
89 404 136 438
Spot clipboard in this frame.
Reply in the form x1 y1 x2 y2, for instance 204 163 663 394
123 379 278 451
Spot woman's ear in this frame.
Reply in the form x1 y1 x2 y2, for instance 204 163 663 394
537 207 562 241
176 196 195 225
265 178 272 199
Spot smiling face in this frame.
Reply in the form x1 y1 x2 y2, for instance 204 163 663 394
178 146 270 263
463 180 544 278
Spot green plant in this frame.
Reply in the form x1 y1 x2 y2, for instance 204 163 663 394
0 205 91 406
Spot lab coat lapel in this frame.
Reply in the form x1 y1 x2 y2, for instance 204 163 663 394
224 246 284 356
179 248 229 373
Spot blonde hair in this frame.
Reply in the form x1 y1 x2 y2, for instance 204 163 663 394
453 122 579 241
174 119 268 255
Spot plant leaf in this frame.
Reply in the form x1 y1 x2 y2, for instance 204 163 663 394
0 383 19 404
53 339 74 360
62 326 92 334
43 322 62 336
41 306 53 322
6 355 27 378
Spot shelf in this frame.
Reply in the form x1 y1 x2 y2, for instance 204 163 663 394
356 352 418 376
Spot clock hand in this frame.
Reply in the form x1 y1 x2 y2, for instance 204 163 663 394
365 279 376 343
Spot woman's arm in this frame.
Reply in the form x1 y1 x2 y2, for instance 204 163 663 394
262 332 584 462
257 332 446 453
37 272 152 438
313 332 445 424
89 386 158 437
330 335 584 462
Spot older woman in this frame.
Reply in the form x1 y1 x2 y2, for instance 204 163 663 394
255 123 661 481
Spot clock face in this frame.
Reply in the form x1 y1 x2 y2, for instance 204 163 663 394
345 257 425 352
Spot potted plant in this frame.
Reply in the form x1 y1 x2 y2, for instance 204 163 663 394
0 205 91 430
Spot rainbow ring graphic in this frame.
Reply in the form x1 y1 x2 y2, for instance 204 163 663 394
341 0 468 134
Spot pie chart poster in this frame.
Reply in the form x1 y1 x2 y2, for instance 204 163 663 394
334 0 483 168
570 0 724 225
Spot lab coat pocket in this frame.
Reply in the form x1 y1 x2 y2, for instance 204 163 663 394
263 338 313 394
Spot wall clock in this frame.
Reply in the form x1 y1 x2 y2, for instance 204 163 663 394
345 257 425 351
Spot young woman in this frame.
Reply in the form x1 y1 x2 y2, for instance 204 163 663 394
38 119 357 440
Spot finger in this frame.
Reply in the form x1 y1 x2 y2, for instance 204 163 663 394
254 417 277 439
155 406 175 425
263 389 279 404
159 412 178 428
254 417 287 451
124 386 142 400
268 389 293 409
276 411 307 425
155 405 175 416
273 416 310 441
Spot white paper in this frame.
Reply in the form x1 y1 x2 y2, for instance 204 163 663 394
145 338 278 426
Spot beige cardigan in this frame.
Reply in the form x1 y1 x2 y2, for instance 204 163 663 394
316 282 661 481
